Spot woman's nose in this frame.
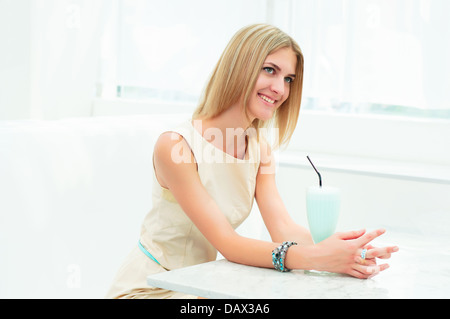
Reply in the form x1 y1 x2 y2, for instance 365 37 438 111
270 77 285 96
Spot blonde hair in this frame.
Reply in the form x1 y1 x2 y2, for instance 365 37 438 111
192 24 304 148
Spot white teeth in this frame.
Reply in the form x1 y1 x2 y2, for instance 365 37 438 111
259 94 275 104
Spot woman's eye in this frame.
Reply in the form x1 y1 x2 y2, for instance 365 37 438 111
263 67 294 83
263 67 275 74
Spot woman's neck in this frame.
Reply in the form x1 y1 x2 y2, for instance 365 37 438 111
195 103 253 159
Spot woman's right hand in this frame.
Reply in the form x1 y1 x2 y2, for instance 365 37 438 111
309 228 394 279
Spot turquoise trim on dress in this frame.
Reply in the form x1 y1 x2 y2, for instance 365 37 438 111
138 241 161 265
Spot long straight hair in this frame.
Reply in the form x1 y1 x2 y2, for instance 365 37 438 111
192 24 304 148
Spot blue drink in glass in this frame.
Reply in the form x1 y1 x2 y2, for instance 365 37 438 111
306 186 340 244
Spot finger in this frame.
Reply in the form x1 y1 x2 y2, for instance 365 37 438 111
356 247 381 262
358 247 381 259
367 246 399 259
367 263 390 279
369 248 389 259
382 246 399 257
337 229 366 240
352 263 389 278
348 268 368 279
355 228 385 247
349 264 380 279
355 255 377 266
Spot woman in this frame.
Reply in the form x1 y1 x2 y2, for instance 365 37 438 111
106 24 398 299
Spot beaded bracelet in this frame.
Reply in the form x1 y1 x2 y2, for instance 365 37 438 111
272 241 297 272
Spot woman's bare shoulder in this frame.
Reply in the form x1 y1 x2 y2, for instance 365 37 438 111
154 131 194 164
153 131 197 187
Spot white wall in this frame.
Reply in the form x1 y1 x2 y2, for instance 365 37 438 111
275 165 450 239
288 112 450 167
0 0 108 120
0 114 190 298
0 0 31 119
29 0 107 119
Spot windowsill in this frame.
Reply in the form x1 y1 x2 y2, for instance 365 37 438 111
277 151 450 185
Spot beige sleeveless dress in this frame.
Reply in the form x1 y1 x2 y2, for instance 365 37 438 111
106 120 261 299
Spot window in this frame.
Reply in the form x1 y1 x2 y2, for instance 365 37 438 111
110 0 268 105
100 0 450 121
292 0 450 120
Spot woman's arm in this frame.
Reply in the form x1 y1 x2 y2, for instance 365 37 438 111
255 138 313 245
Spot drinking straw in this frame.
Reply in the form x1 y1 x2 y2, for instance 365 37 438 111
306 156 322 187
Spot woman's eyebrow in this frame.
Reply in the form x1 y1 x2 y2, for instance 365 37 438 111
265 62 296 78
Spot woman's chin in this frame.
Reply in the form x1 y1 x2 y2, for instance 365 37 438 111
256 110 275 122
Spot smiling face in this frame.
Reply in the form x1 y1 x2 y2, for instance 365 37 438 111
246 47 298 122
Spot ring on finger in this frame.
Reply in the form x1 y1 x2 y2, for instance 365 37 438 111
361 248 368 260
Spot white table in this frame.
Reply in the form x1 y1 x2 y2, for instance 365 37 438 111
147 231 450 299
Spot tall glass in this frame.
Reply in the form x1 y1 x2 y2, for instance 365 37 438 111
306 186 341 244
305 186 340 275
